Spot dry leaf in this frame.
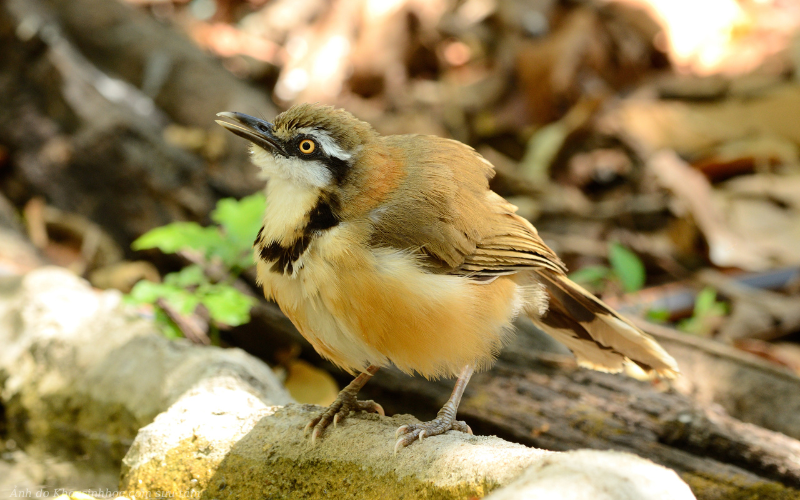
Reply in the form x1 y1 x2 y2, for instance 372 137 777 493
734 339 800 374
647 150 774 270
716 174 800 267
89 261 162 293
283 359 339 406
604 84 800 158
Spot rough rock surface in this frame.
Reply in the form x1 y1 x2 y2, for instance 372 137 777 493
121 401 694 500
0 267 291 470
484 449 696 500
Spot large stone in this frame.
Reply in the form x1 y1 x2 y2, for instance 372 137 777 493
0 267 291 469
121 398 694 499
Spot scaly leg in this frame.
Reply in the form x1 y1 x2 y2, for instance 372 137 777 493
394 365 474 454
305 365 384 444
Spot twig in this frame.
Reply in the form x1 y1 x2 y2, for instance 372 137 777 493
155 297 210 345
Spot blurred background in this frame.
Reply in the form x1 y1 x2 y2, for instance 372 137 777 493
2 0 800 497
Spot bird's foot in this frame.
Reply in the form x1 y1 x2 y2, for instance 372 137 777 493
394 415 472 454
304 390 384 444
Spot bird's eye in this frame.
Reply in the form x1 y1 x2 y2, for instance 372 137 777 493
298 139 316 154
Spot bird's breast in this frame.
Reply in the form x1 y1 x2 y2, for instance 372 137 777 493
257 222 538 378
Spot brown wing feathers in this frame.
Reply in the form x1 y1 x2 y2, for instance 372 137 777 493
532 270 679 377
459 213 567 277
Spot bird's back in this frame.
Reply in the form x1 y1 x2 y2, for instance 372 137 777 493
365 135 565 276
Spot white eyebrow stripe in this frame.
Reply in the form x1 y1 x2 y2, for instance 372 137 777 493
296 127 352 161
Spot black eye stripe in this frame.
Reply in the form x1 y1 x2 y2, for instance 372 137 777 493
325 155 349 185
290 134 350 184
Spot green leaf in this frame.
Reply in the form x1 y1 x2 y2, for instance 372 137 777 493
159 287 200 315
126 193 266 339
568 265 611 287
131 193 265 272
646 308 670 323
211 193 266 270
212 192 266 245
199 285 257 326
678 286 728 336
132 222 224 256
155 309 183 339
163 265 206 288
677 316 700 335
127 279 199 314
693 286 718 317
127 280 168 305
608 242 645 293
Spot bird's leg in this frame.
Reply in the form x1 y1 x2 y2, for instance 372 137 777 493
394 365 474 453
305 365 384 443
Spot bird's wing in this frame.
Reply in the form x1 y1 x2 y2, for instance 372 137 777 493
368 135 566 277
366 135 679 378
458 192 566 276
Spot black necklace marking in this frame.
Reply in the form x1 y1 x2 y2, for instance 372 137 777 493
256 197 340 275
306 197 339 232
253 226 264 247
260 237 309 275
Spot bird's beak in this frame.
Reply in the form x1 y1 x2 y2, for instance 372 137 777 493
215 111 287 156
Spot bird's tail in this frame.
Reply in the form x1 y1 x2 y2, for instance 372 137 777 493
528 270 679 378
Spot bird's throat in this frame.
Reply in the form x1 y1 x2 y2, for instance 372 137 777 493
255 177 340 276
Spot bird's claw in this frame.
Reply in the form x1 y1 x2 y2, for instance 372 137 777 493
371 402 386 417
311 427 322 446
393 417 472 454
305 394 384 444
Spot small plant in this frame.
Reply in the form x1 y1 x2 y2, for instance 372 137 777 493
125 192 266 342
645 307 671 323
568 241 646 294
677 286 728 337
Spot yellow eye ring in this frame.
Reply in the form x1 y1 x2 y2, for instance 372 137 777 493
299 139 316 154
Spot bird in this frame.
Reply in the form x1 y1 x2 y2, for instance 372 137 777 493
215 103 679 453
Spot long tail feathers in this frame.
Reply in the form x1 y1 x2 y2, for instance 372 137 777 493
529 270 679 378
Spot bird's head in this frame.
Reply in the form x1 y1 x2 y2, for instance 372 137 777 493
216 103 378 190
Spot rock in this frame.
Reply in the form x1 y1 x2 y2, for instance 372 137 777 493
485 449 694 500
121 400 694 499
0 267 291 471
